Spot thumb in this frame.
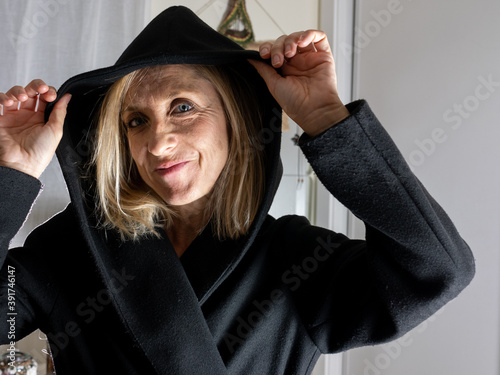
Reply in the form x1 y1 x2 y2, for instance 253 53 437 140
46 93 71 138
248 59 281 96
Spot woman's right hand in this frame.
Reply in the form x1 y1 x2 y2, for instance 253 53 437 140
0 80 71 178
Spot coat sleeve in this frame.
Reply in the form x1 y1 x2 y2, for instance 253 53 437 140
0 166 45 344
272 100 475 354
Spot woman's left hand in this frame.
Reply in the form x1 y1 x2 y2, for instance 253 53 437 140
249 30 350 137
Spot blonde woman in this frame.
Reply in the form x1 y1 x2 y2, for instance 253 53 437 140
0 6 474 375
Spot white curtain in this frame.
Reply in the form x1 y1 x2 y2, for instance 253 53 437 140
0 0 149 370
0 0 150 248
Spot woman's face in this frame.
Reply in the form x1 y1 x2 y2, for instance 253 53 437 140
122 65 229 208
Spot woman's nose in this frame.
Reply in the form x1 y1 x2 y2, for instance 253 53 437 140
147 122 178 156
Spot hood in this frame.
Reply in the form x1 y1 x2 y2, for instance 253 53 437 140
44 7 283 372
46 5 282 253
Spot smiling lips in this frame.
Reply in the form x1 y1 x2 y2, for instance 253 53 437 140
155 161 190 175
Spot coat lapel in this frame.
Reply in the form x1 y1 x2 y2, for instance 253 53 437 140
180 228 245 304
178 161 283 306
180 216 274 306
87 225 228 374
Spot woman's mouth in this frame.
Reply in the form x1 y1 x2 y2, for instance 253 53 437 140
155 161 190 175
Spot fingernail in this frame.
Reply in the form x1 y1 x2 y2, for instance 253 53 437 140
0 105 3 116
285 44 292 56
272 55 280 66
260 47 269 56
17 101 21 110
62 93 72 106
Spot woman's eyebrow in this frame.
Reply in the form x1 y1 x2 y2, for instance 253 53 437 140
122 106 140 114
121 86 204 115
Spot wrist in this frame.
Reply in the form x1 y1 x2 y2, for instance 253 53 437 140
0 161 43 179
300 104 350 137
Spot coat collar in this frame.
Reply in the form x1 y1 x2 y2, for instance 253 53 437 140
62 167 228 374
90 224 228 374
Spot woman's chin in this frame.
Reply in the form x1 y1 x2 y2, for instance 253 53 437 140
163 192 211 211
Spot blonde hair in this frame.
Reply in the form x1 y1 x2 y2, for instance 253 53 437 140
91 64 265 241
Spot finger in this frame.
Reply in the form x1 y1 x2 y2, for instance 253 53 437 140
46 93 71 138
297 30 330 53
5 85 29 102
282 31 306 58
31 86 57 114
269 34 289 67
25 81 57 106
40 86 58 102
23 81 45 113
269 31 311 67
0 92 15 107
24 79 50 97
259 41 273 59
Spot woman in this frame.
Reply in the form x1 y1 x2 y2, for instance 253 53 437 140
0 6 474 375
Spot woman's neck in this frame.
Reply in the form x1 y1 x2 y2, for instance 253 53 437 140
167 200 209 258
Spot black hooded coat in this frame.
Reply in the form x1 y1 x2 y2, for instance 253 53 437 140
0 6 475 375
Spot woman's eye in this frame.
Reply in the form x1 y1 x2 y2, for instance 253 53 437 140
126 116 147 129
173 101 193 114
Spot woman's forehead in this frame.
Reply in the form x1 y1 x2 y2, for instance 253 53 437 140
125 65 211 103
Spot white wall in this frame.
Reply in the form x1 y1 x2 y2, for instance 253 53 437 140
345 0 500 374
151 0 318 40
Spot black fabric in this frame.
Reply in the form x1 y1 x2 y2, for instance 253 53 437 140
0 168 41 256
0 5 475 375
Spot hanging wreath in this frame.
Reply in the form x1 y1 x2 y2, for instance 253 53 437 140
217 0 255 47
